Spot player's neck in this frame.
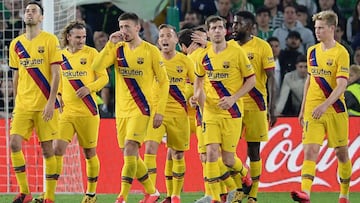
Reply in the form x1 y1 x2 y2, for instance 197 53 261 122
321 38 336 51
127 35 142 50
238 35 252 45
212 41 227 54
67 46 80 54
162 50 176 60
25 25 41 40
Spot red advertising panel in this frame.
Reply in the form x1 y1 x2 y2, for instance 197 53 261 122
0 117 359 193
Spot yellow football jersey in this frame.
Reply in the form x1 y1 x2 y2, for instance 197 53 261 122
305 42 349 114
92 40 169 118
195 42 254 118
162 52 195 117
9 31 62 111
233 37 275 111
60 45 108 117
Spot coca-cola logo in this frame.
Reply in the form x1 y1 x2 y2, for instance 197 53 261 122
254 121 360 191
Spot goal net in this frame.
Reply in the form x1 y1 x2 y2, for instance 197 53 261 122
0 0 83 193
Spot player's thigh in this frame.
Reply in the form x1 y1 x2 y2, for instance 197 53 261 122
116 115 149 148
144 114 166 144
58 116 76 143
35 110 59 142
303 112 326 145
326 113 349 148
243 110 268 142
167 116 190 151
221 117 242 153
10 110 35 141
74 116 100 148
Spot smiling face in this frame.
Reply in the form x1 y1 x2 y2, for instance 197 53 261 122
158 27 178 53
67 28 86 51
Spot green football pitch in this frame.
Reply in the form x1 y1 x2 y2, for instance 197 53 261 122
1 192 360 203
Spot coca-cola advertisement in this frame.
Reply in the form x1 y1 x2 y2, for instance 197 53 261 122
255 117 360 192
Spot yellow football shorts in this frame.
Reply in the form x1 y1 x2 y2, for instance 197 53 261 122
303 112 349 148
116 115 150 148
10 110 59 142
58 115 100 148
242 110 268 142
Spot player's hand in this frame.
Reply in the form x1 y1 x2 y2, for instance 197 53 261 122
298 111 304 127
43 101 54 122
191 33 207 47
76 87 90 99
109 31 124 44
186 42 200 55
189 96 198 108
153 113 163 128
312 103 328 119
218 96 235 110
57 94 64 113
268 110 277 127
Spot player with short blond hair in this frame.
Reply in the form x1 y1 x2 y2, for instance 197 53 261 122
291 10 352 203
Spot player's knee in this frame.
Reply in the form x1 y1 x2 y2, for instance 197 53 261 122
84 148 97 159
335 146 349 163
222 155 235 167
40 141 55 158
123 140 140 156
144 141 159 154
10 135 22 152
172 150 184 160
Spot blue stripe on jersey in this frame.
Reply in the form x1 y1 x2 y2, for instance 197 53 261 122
124 78 150 116
314 76 345 113
210 81 241 118
169 85 187 113
117 46 129 67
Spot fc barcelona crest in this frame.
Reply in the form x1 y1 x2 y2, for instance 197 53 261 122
223 61 230 69
326 59 333 66
247 53 254 60
80 58 87 65
176 66 183 73
137 57 144 64
38 46 45 53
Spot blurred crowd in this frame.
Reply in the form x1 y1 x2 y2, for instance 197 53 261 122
1 0 360 118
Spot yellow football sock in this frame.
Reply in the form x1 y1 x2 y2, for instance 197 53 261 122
301 160 316 193
172 157 185 197
231 171 242 189
44 155 58 201
86 155 100 194
136 157 156 195
206 161 221 201
55 155 63 175
11 151 30 194
339 159 352 198
144 154 157 186
202 162 211 196
249 160 262 198
218 158 236 191
119 156 137 201
165 159 173 197
233 156 247 176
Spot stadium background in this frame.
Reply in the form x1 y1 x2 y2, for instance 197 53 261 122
0 0 359 196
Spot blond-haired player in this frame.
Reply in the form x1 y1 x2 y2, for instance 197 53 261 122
291 10 352 203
